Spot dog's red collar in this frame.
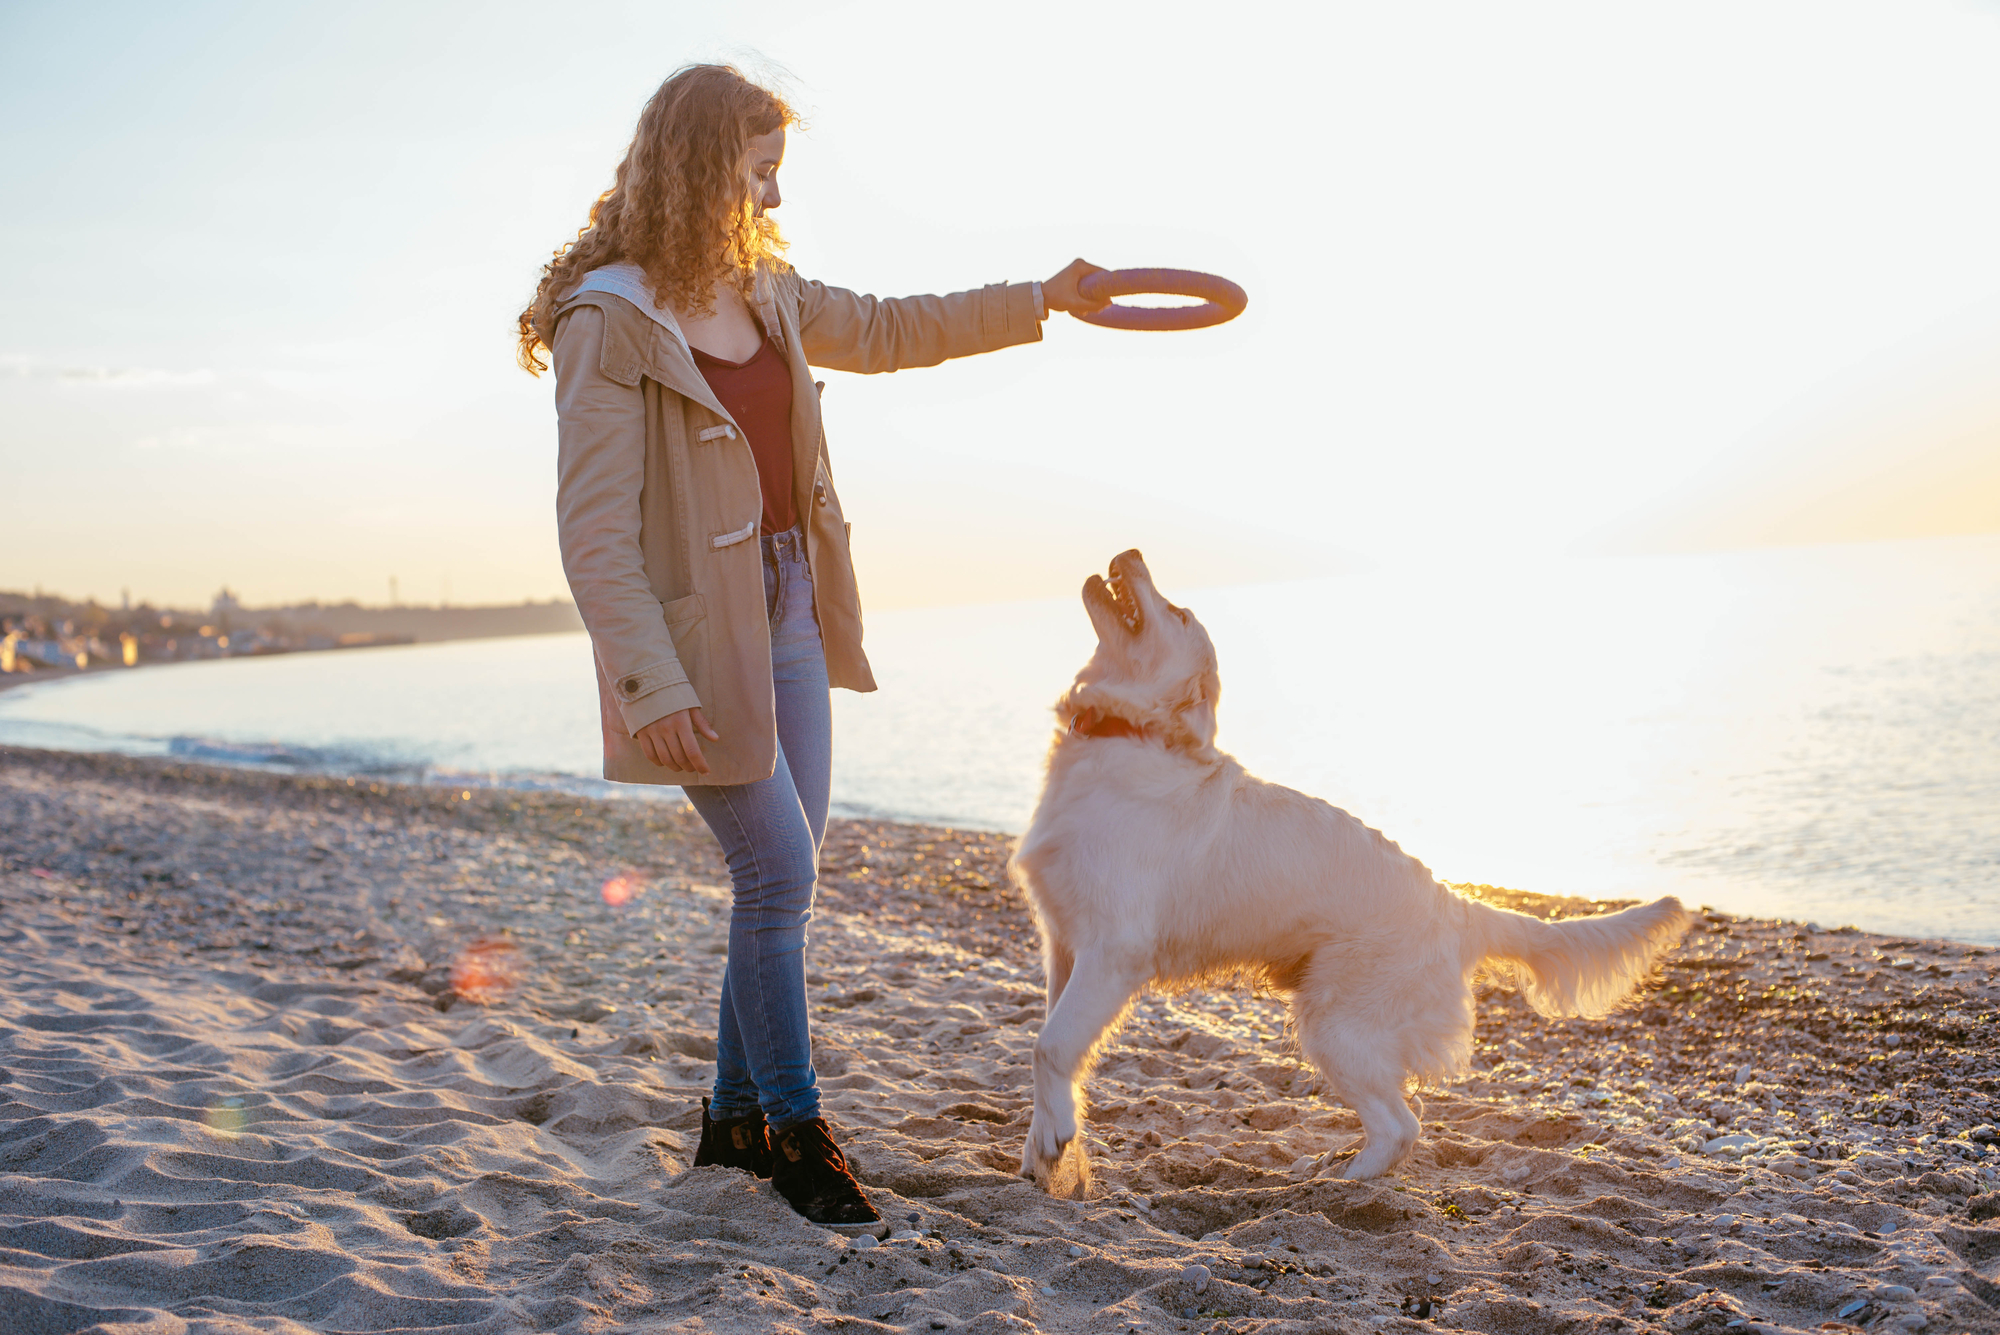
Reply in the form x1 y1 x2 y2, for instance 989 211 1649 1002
1068 707 1146 741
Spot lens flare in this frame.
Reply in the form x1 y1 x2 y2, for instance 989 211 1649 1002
600 874 646 908
449 938 527 1004
205 1095 248 1137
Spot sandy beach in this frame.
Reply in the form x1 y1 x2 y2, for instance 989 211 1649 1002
3 744 1998 1335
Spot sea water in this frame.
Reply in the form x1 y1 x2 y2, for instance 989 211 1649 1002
4 534 1995 942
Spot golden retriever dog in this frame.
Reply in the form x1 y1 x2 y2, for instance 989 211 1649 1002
1009 550 1690 1194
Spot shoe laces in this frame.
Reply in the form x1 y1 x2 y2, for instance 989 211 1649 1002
780 1118 851 1171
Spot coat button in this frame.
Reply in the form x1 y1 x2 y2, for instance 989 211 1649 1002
621 678 638 694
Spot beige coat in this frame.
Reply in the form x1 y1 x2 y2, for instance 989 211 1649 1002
546 263 1044 787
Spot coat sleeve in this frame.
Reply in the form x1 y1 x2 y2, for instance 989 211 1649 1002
552 305 702 734
791 270 1044 373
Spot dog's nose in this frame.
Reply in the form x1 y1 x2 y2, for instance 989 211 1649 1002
1113 549 1148 578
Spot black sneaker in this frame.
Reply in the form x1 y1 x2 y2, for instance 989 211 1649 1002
693 1098 775 1178
770 1118 881 1227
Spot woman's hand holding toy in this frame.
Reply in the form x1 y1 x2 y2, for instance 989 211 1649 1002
1042 258 1113 317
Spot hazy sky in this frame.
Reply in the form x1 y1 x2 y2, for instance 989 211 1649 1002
5 0 1999 610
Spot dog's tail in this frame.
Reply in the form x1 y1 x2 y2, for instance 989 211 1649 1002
1464 894 1690 1018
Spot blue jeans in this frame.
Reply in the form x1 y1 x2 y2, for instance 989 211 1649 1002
681 525 830 1131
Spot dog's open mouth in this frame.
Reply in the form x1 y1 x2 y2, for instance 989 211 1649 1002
1086 564 1144 635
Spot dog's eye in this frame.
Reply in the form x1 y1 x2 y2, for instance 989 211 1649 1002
1173 606 1189 624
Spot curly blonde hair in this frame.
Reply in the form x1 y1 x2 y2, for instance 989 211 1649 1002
517 64 796 375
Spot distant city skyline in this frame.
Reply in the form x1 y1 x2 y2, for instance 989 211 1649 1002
5 0 1999 610
2 581 582 681
3 582 577 616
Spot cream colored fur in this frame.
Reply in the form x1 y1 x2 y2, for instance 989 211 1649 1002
1008 551 1690 1194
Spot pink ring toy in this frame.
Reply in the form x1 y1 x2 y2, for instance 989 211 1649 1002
1074 268 1248 331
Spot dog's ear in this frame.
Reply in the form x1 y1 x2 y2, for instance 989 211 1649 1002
1179 670 1221 748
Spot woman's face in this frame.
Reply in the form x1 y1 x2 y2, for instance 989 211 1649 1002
748 127 785 216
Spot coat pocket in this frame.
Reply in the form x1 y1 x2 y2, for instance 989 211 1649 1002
661 593 711 706
710 519 758 549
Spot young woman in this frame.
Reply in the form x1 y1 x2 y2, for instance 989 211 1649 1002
518 64 1105 1226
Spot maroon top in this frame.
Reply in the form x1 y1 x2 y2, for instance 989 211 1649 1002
691 338 797 535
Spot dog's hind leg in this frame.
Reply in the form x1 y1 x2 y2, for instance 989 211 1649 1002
1024 948 1145 1197
1294 1005 1421 1181
1342 1088 1421 1180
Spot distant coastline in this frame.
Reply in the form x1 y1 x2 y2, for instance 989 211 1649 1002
0 586 583 690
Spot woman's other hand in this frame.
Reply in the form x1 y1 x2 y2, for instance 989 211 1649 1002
636 707 720 775
1042 258 1112 317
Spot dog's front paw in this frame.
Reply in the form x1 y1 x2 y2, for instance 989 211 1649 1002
1022 1119 1089 1198
1026 1116 1068 1172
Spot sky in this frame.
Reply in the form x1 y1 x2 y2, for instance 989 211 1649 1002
4 0 1999 611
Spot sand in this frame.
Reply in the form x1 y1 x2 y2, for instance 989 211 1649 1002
3 744 1998 1335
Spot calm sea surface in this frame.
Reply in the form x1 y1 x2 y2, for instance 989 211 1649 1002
5 535 1996 942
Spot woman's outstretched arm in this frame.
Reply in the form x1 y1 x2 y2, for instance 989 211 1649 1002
789 259 1107 373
